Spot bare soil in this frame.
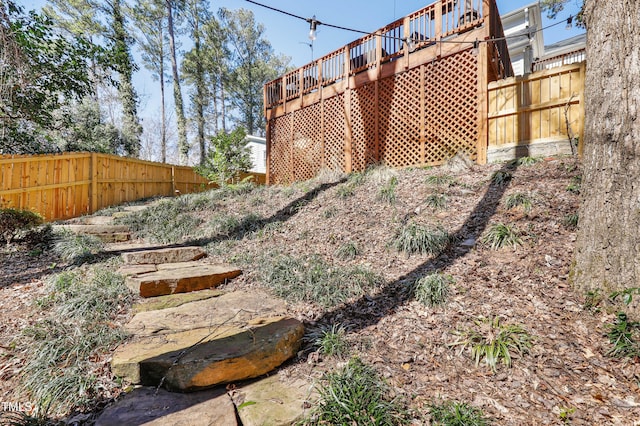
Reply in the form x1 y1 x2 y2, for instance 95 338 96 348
1 157 639 425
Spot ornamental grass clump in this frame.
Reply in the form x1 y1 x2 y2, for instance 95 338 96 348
394 222 451 256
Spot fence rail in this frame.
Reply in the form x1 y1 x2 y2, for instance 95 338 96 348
488 62 585 161
0 152 265 221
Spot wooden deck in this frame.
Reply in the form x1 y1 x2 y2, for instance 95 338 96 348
264 0 512 184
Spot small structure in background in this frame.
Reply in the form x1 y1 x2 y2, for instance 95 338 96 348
245 135 266 174
501 2 544 76
534 33 586 72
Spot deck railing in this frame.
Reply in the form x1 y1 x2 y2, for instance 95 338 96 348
264 0 490 109
533 48 586 72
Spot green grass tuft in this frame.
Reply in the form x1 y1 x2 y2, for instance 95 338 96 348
335 241 359 260
450 316 533 372
510 156 540 167
482 223 522 250
260 254 382 308
306 323 350 357
377 176 398 204
429 400 490 425
566 175 582 194
305 357 410 425
605 312 640 358
504 192 533 213
413 273 454 307
490 170 512 186
394 222 451 256
425 174 457 186
563 213 579 229
21 269 133 415
425 194 448 210
52 229 104 264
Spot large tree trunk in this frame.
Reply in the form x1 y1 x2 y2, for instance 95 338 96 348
166 0 188 164
573 1 640 301
159 18 167 164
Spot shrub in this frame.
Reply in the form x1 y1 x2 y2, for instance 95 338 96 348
413 273 454 307
21 269 133 415
0 208 43 244
305 357 410 425
450 317 533 372
260 254 382 308
394 222 451 256
481 223 522 250
429 400 490 426
194 127 253 186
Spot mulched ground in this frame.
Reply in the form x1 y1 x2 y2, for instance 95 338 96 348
1 156 639 425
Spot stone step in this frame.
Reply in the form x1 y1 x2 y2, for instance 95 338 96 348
95 387 237 426
125 264 241 298
80 215 115 225
231 374 317 426
121 246 207 265
111 316 304 392
53 224 131 243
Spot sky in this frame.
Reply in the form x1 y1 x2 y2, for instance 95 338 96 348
18 0 584 160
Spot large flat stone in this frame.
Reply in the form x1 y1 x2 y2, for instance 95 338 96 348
132 289 224 314
125 290 287 336
121 246 206 265
233 374 317 426
80 215 115 225
112 316 304 392
53 224 130 234
117 264 157 277
125 264 241 298
95 386 237 426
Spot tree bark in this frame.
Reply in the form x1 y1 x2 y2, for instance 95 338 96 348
573 1 640 301
159 18 167 164
166 0 188 164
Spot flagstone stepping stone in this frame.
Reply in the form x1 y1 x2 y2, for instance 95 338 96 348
95 386 237 426
132 289 224 314
125 264 241 298
121 246 206 265
52 224 131 242
231 374 317 426
80 215 115 225
117 264 157 277
112 316 304 392
124 290 288 336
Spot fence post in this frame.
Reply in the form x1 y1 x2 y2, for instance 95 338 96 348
171 166 176 195
90 153 98 214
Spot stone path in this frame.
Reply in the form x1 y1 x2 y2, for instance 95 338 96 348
59 207 315 425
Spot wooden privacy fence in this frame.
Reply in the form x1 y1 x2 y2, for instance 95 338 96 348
264 0 512 184
487 62 585 161
0 152 265 221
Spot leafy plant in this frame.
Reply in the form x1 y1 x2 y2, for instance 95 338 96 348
566 175 582 194
305 357 410 425
605 312 640 358
490 170 512 186
450 317 533 372
413 273 454 307
335 241 359 260
394 222 451 256
426 174 456 186
610 287 640 306
425 194 448 210
481 223 522 250
260 254 382 308
429 400 490 426
21 269 133 415
377 176 398 204
194 127 253 186
504 192 533 213
583 288 604 311
0 208 43 245
306 323 350 357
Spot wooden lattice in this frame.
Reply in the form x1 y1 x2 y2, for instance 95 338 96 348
292 103 323 181
269 115 292 184
323 95 346 172
379 68 422 167
350 82 378 171
424 50 479 162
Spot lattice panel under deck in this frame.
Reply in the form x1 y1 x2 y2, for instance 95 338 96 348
291 103 323 181
350 82 378 171
379 68 422 167
269 115 293 184
323 95 346 172
424 50 479 163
